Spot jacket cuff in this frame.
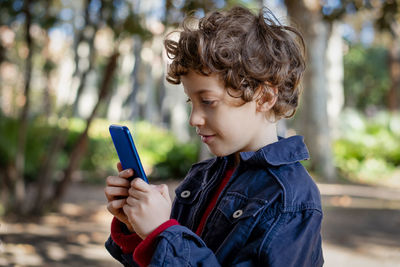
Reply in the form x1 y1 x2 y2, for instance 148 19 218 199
133 219 180 267
110 217 142 254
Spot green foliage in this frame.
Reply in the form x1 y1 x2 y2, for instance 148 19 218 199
84 119 198 182
152 142 199 180
333 109 400 183
0 115 61 182
24 120 59 182
0 203 4 217
83 119 176 181
0 116 199 184
0 115 18 168
343 45 390 111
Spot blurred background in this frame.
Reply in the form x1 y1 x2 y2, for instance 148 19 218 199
0 0 399 266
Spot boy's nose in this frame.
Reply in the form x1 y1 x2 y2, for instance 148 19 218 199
189 108 205 127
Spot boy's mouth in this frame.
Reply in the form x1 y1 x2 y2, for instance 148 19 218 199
199 134 215 143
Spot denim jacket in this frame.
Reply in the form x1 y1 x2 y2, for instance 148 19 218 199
106 135 324 266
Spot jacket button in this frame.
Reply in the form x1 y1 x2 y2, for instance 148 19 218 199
180 190 191 198
232 209 243 218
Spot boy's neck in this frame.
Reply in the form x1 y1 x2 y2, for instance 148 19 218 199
233 125 279 167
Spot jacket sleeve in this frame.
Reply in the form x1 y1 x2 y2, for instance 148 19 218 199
105 236 141 267
147 225 221 266
105 218 141 267
105 218 180 267
106 223 222 266
259 209 324 267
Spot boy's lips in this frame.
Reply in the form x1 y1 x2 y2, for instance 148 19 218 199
199 134 216 144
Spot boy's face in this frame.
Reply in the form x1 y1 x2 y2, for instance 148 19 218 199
182 70 275 157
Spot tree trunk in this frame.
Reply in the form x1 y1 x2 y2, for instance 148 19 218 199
388 37 400 111
127 36 142 121
12 0 33 213
71 0 91 79
285 0 336 181
72 0 98 117
0 43 4 106
31 128 68 215
143 63 157 123
42 40 54 119
43 69 52 118
41 0 53 119
154 54 165 127
50 52 120 210
0 166 14 213
326 21 344 138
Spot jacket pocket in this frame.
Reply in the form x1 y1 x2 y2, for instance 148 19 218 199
171 179 204 227
216 192 267 224
202 192 268 254
174 178 203 205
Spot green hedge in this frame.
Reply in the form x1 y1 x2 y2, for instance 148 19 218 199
83 119 199 182
0 115 199 184
333 110 400 183
0 115 63 182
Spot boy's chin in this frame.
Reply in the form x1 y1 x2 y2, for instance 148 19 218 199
207 147 234 158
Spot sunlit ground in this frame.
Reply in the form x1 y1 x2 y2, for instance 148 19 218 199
0 198 120 266
1 181 400 266
321 183 400 267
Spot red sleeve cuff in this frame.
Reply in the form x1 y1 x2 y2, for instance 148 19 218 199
110 217 142 254
133 219 180 267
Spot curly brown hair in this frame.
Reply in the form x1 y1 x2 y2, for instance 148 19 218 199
164 6 306 119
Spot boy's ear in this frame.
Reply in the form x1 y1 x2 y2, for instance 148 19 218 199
256 86 278 112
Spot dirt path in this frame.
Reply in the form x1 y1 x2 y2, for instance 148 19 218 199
0 184 120 267
1 181 399 266
320 184 400 267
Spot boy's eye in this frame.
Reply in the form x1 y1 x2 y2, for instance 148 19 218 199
201 100 215 105
186 97 216 106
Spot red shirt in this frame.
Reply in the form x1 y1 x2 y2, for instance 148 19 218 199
195 166 235 236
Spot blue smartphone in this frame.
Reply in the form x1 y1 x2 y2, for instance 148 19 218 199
109 125 148 183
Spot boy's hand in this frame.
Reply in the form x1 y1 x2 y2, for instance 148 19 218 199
104 162 134 232
123 178 172 240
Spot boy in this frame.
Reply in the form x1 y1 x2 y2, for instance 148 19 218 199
104 6 324 266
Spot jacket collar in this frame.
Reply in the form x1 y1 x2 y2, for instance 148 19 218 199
237 135 309 166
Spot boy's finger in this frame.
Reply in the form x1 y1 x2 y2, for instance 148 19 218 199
106 176 130 187
117 162 123 172
131 178 149 192
108 198 126 211
128 187 147 199
104 186 129 200
119 169 134 178
126 196 142 207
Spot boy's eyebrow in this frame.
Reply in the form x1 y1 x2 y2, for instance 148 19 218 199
185 88 214 95
195 89 213 94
